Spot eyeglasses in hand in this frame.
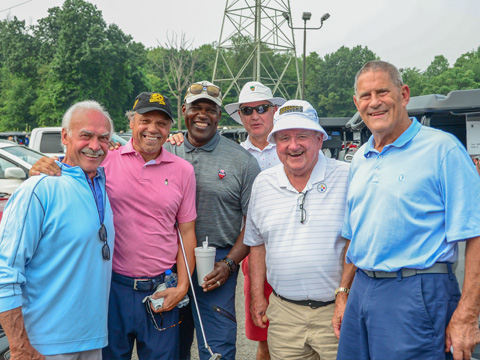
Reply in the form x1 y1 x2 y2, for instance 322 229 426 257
145 302 183 332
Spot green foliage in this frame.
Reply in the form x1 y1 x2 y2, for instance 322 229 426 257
306 46 378 117
400 67 424 96
0 0 478 132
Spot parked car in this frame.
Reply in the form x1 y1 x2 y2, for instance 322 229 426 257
0 324 9 359
0 140 45 194
115 131 132 141
0 192 10 222
29 127 127 157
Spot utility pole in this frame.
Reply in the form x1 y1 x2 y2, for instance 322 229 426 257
213 0 301 100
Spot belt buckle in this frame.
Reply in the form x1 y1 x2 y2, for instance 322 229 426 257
133 278 150 290
308 301 319 309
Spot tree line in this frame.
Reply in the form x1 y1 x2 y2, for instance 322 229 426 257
1 0 479 132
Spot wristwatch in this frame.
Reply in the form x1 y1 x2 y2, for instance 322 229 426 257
220 257 238 274
335 287 350 298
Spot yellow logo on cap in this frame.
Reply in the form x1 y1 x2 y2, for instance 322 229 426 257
150 93 166 105
279 105 303 115
133 99 139 109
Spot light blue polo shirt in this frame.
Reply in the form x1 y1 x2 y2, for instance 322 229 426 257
342 118 480 271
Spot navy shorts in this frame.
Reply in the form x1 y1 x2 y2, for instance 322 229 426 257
102 276 180 360
337 267 461 360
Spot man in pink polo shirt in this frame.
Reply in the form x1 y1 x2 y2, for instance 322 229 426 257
30 92 197 360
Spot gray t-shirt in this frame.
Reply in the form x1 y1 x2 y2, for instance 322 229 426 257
164 132 260 248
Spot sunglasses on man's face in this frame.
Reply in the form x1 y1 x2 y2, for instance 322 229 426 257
188 84 221 98
239 104 273 116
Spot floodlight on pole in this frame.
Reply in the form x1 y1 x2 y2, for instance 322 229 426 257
285 12 330 100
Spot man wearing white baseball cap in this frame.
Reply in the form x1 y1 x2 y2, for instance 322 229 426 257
244 100 350 360
224 81 285 359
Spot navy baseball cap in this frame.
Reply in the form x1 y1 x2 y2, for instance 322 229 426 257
132 92 174 122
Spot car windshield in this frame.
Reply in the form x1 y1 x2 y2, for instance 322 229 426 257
2 145 45 165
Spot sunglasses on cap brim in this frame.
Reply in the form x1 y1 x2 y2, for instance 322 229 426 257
188 84 221 98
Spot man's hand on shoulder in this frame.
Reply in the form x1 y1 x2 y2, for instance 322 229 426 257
108 139 121 151
29 156 61 177
167 133 184 146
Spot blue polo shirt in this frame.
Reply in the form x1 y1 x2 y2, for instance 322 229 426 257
342 118 480 271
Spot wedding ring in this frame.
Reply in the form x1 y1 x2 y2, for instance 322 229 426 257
217 281 221 287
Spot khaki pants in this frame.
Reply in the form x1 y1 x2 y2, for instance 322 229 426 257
45 349 102 360
267 294 338 360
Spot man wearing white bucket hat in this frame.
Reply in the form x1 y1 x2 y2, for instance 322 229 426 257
244 100 350 360
225 81 286 170
225 81 285 359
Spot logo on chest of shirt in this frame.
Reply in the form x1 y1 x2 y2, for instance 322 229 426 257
317 183 327 193
218 169 226 179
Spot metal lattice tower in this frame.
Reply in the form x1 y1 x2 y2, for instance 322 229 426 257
212 0 301 100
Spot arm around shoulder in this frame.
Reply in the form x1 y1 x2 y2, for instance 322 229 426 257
29 156 61 177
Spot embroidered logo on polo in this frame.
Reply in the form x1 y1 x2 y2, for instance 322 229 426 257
317 183 327 193
397 174 405 182
250 85 255 91
218 169 226 179
164 179 169 186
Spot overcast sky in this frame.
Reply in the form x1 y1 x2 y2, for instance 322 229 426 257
2 0 479 72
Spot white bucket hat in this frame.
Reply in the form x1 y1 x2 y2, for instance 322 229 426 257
224 82 286 124
267 100 328 144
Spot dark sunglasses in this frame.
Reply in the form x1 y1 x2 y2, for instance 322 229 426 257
188 84 221 98
145 302 183 332
239 104 273 116
98 223 110 261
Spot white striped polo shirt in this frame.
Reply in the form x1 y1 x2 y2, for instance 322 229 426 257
244 154 350 301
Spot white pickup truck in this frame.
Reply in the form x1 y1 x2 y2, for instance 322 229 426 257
29 127 65 157
29 127 127 157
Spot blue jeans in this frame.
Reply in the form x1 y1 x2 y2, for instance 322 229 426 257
337 267 461 360
179 248 238 360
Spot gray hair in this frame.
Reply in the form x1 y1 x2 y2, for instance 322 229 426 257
125 110 136 122
62 100 114 139
354 60 403 95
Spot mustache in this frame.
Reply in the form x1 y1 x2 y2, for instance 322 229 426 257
81 148 105 157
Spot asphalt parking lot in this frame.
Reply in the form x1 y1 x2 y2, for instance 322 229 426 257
131 265 480 360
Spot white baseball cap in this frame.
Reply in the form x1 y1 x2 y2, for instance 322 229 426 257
184 81 222 106
267 100 328 144
224 82 286 124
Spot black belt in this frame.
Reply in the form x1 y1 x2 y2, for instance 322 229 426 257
362 263 450 279
112 272 165 291
272 289 335 309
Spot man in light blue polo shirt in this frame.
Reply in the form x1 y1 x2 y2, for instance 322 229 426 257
0 101 115 359
335 60 480 360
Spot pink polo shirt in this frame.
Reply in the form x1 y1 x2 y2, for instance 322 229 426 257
102 140 197 277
